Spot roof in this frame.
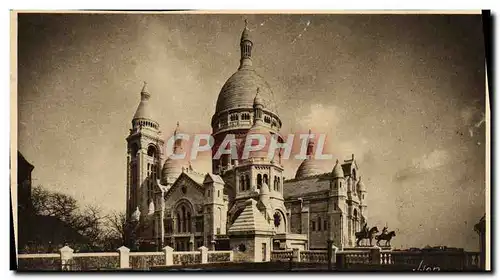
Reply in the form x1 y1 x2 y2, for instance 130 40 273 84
215 69 278 114
228 199 271 234
203 173 225 185
295 159 327 179
161 157 184 184
18 151 34 170
283 173 332 199
341 159 359 177
183 170 206 185
132 82 155 121
332 160 344 178
241 20 251 42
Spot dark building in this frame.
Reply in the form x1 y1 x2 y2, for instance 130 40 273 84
17 151 35 252
474 214 486 270
17 151 34 213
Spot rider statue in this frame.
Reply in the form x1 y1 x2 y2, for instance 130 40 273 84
362 222 368 235
382 226 388 235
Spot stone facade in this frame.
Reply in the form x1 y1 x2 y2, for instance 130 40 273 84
125 23 370 258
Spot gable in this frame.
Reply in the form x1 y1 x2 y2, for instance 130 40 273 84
164 172 205 206
341 160 359 177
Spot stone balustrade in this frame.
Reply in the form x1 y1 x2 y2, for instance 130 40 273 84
17 245 483 271
300 250 329 263
270 249 294 262
17 245 233 271
338 250 372 264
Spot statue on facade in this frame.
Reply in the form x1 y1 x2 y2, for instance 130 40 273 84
355 226 379 247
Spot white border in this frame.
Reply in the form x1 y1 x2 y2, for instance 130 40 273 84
3 1 498 280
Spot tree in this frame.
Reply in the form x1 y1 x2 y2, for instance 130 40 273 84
22 185 107 252
31 185 78 223
99 211 128 251
102 211 145 251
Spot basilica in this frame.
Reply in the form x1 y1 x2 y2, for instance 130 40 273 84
125 23 369 259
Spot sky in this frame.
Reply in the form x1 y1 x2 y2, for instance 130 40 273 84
17 13 486 251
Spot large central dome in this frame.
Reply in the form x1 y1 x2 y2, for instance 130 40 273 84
214 22 278 115
215 69 277 114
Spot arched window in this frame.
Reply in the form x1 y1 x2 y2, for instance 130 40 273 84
263 174 269 186
318 217 322 231
240 175 245 191
176 213 181 233
147 145 157 157
242 113 250 120
245 175 250 190
182 206 186 232
273 211 286 234
257 174 262 189
273 176 278 191
230 114 238 121
187 212 191 233
353 209 358 220
264 116 271 124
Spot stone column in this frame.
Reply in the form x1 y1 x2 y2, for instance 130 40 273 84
126 155 131 217
370 246 381 265
163 246 174 266
117 246 130 269
300 203 310 245
331 243 338 265
198 246 208 264
293 248 301 262
59 246 74 271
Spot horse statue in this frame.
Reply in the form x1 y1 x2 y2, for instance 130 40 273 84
355 226 379 247
375 230 396 247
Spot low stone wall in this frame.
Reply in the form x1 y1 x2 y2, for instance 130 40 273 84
270 246 483 272
17 245 483 272
17 245 233 271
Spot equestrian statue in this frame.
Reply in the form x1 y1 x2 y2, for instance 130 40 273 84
375 226 396 247
355 222 379 247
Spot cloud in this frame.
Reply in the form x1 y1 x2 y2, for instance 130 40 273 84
394 149 450 182
297 103 342 133
461 106 485 138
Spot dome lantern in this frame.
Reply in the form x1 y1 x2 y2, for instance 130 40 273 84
239 19 253 70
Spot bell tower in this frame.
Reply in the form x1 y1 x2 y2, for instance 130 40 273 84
126 82 164 223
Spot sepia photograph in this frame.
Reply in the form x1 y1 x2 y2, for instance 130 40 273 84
12 11 490 272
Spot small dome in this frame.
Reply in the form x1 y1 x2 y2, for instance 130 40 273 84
215 69 277 114
332 160 344 179
295 159 325 179
241 25 250 42
133 82 155 121
161 157 183 184
357 176 366 192
253 89 264 107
